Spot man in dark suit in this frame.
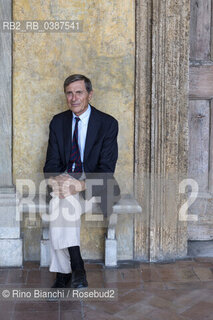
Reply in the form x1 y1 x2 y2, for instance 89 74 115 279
44 74 120 288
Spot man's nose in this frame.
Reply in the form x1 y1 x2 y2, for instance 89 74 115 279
71 93 76 101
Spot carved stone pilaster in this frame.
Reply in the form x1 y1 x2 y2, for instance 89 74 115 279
135 0 190 261
134 0 152 260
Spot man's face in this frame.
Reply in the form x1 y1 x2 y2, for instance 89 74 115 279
65 80 93 116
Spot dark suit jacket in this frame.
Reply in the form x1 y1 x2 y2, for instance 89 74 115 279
43 106 120 217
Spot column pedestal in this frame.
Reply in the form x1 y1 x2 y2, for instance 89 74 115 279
0 189 23 266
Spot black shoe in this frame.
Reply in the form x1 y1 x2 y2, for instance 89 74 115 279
71 269 88 289
51 272 72 288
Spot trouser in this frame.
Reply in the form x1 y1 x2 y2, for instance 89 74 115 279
48 192 97 273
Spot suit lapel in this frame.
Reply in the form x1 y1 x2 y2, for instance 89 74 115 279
63 110 73 165
84 106 101 162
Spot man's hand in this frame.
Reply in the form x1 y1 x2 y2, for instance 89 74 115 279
48 174 86 199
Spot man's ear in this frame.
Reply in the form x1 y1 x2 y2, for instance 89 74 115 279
88 90 93 101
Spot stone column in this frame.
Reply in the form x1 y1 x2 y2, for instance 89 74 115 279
135 0 190 261
0 0 22 266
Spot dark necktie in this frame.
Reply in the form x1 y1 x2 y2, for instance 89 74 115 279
67 117 83 174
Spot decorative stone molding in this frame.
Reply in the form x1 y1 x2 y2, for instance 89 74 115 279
0 0 23 266
0 0 13 187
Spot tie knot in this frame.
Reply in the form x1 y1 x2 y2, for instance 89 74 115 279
75 117 80 123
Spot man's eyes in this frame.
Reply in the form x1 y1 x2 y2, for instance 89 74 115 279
67 91 83 95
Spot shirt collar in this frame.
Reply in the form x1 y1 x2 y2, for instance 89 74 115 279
72 104 91 124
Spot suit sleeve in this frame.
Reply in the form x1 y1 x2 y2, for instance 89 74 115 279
96 118 118 173
43 118 63 178
84 118 120 217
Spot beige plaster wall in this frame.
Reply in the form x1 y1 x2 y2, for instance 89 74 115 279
13 0 135 195
13 0 135 259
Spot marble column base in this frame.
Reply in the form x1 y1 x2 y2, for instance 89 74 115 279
0 191 23 266
0 191 20 238
0 239 22 267
105 238 117 266
40 239 50 267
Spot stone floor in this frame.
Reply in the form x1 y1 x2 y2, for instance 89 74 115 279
0 257 213 320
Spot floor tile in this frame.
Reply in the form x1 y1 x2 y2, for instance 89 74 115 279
156 266 199 282
1 257 213 320
148 295 178 313
86 270 104 288
104 281 143 289
172 289 211 314
181 301 213 320
0 270 9 284
200 290 213 303
0 301 15 313
117 289 150 304
83 307 123 320
141 268 160 282
60 300 81 311
103 269 124 283
26 269 55 287
85 262 103 270
0 313 13 320
194 257 213 264
23 262 40 270
60 310 82 320
138 262 157 270
146 308 190 320
113 300 156 320
154 289 192 302
143 282 166 290
119 269 143 282
175 259 212 268
84 300 128 315
14 300 59 312
12 311 59 320
192 267 213 281
165 281 208 290
7 270 27 285
199 280 213 289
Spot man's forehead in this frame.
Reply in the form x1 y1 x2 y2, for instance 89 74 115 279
65 80 86 91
